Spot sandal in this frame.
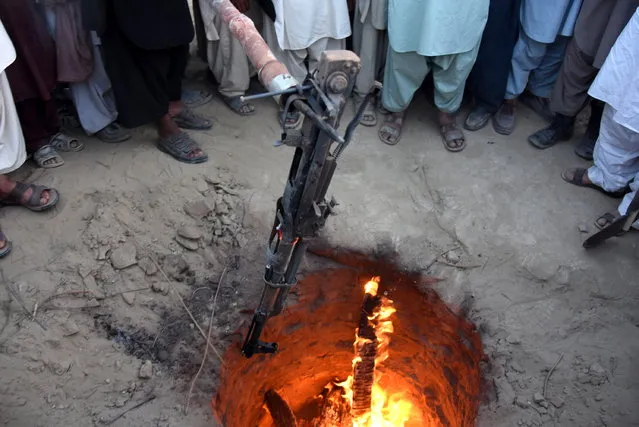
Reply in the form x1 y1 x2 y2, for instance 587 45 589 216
440 123 466 152
354 95 377 127
280 110 302 129
182 88 214 109
96 122 132 143
378 111 404 146
157 131 208 164
561 168 627 198
594 212 620 231
220 94 256 116
0 182 60 212
0 228 11 259
49 132 84 152
172 108 213 130
33 145 64 169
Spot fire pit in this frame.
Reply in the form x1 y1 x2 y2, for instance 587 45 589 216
213 253 484 426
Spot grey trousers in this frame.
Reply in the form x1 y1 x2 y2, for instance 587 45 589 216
352 5 387 96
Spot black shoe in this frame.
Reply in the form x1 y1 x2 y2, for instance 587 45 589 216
528 114 575 149
464 104 492 131
492 101 516 135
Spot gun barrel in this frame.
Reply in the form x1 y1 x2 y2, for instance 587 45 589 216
210 0 297 92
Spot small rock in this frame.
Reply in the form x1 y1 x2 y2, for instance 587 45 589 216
184 199 213 219
121 291 136 305
115 360 122 370
139 360 153 379
533 392 549 408
151 282 169 295
97 245 111 261
494 377 516 405
175 235 200 251
506 335 521 345
215 201 229 215
515 396 530 409
594 394 603 402
444 251 460 264
138 257 158 276
61 319 79 337
163 255 188 279
82 275 105 300
510 362 525 374
195 177 209 194
590 376 605 386
110 243 137 270
577 372 591 384
578 223 589 233
220 215 233 226
177 225 202 240
550 397 565 408
589 362 606 376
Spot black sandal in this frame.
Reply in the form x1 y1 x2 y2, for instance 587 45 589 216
157 131 209 164
561 168 627 199
0 228 11 259
0 182 60 212
595 212 619 230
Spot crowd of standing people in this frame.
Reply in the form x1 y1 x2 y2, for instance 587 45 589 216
1 0 638 258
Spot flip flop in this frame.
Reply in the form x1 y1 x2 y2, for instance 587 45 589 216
182 88 214 109
594 212 620 231
220 94 256 116
0 182 60 212
354 95 377 127
173 108 213 130
33 145 64 169
280 110 302 129
561 168 627 198
96 122 132 143
0 228 11 259
378 112 404 146
157 131 209 164
49 132 84 152
440 123 466 152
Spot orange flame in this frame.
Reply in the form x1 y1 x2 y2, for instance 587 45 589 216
332 277 414 426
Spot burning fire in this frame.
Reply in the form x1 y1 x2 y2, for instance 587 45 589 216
332 277 414 426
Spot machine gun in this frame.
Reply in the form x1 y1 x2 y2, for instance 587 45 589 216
241 51 380 358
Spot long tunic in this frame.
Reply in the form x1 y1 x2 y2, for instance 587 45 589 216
387 0 489 57
272 0 351 51
589 8 639 133
356 0 387 30
520 0 582 43
0 20 26 174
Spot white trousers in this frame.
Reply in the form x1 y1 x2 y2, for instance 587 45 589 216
0 71 26 175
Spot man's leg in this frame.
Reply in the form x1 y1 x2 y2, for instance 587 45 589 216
618 174 639 229
465 0 520 131
379 47 429 145
307 37 346 76
528 39 598 149
352 5 385 126
521 35 570 123
496 30 548 135
261 13 308 83
432 42 480 151
208 10 255 115
587 104 639 193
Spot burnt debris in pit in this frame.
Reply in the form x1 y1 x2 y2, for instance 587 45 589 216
213 249 485 427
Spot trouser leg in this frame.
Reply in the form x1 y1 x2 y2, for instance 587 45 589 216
432 41 481 113
505 30 549 99
380 47 430 113
549 38 598 116
588 104 639 192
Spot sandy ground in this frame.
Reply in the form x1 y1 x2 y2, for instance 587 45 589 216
1 70 638 427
